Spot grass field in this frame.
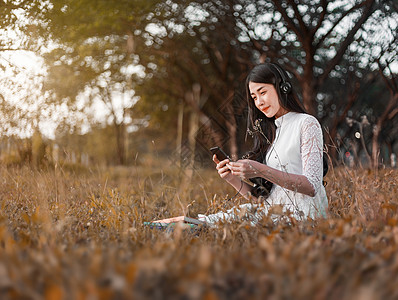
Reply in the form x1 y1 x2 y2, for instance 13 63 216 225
0 160 397 299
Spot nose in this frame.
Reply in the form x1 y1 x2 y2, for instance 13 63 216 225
257 98 265 107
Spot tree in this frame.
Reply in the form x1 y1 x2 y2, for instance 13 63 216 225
131 0 388 160
341 1 398 167
233 0 378 114
25 0 397 167
133 1 258 159
139 0 398 165
0 0 43 52
371 38 398 167
0 0 50 138
35 0 163 164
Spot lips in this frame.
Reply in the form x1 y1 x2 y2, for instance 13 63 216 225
262 106 270 113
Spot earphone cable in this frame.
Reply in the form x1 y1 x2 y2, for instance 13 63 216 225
225 179 244 202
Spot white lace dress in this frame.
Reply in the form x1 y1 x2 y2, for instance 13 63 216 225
199 112 328 225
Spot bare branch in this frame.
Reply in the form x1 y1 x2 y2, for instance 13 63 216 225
311 0 328 38
388 107 398 120
319 0 377 84
387 64 398 92
315 0 372 49
377 60 397 96
286 0 308 35
283 61 301 80
190 27 223 78
271 0 304 43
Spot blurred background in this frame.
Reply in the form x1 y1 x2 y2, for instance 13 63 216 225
0 0 397 170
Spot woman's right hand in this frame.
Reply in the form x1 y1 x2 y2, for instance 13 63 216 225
213 154 238 183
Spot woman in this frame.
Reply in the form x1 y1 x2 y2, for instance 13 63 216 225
199 63 328 225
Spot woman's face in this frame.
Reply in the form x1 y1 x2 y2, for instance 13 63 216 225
249 82 287 119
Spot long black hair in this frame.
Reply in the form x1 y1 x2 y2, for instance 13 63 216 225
245 63 306 162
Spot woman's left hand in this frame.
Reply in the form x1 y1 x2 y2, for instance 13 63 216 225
227 159 265 179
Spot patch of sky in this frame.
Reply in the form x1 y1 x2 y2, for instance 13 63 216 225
184 4 209 24
145 23 167 37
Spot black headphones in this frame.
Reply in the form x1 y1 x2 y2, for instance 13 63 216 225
270 63 292 94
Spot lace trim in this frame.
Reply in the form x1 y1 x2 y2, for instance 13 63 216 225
300 116 323 195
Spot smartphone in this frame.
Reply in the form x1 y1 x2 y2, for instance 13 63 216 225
209 146 230 161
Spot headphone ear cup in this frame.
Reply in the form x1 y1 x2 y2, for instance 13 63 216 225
280 81 292 94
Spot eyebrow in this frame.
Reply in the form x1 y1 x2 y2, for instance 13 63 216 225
250 86 266 95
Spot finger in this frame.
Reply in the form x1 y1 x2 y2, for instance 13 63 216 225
227 163 241 172
218 166 231 176
227 161 236 167
217 159 230 170
218 168 231 175
227 161 242 169
220 172 232 179
230 168 242 176
213 154 220 164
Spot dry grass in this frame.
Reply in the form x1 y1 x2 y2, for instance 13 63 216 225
0 160 397 300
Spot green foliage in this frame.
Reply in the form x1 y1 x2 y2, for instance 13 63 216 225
2 0 396 166
36 0 169 165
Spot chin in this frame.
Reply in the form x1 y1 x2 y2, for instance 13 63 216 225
263 111 276 118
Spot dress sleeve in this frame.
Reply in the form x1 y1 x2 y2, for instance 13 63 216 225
300 116 324 195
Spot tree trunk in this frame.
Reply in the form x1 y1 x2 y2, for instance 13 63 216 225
300 54 316 115
183 104 199 185
114 122 125 165
371 93 398 169
187 109 199 173
225 92 238 159
301 80 315 115
371 122 381 169
176 100 184 167
326 80 361 163
183 84 225 150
